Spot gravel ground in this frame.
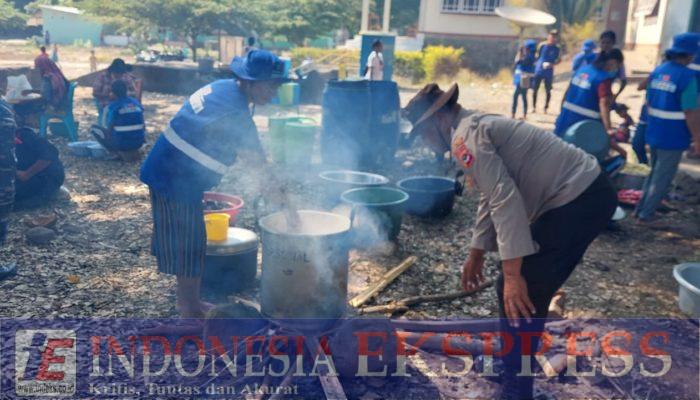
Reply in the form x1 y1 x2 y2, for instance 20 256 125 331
1 83 698 321
1 44 699 398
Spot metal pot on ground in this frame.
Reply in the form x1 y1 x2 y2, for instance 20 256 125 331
259 210 351 320
202 228 259 297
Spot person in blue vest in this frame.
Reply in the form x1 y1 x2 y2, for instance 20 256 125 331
140 50 288 318
532 30 560 114
572 39 597 72
90 80 145 156
554 49 628 159
635 33 700 224
0 99 17 279
511 39 537 120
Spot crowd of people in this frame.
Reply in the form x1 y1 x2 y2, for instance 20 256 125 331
511 30 700 226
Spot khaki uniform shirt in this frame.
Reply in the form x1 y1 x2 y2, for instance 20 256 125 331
451 109 600 260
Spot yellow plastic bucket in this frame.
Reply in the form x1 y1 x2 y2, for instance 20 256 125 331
204 213 230 241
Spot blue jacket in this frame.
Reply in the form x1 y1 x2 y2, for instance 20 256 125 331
103 96 145 151
554 64 610 136
645 61 696 150
535 43 560 78
140 80 263 202
513 54 536 86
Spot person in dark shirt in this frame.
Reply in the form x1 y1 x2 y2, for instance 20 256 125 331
0 99 17 277
599 30 628 101
14 127 65 209
532 29 561 113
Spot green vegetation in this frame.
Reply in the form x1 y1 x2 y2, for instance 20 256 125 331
0 0 28 35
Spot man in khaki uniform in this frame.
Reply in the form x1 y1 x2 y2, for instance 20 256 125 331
403 83 617 399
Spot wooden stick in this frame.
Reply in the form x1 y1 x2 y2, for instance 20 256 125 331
349 256 418 308
358 304 410 315
399 281 493 306
305 336 347 400
359 281 492 315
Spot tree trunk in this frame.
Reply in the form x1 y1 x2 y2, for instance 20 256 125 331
188 33 198 62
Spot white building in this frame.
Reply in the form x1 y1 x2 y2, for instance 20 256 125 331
416 0 527 71
625 0 700 70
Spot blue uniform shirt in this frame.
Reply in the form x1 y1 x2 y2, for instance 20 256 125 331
513 53 536 86
535 43 560 78
103 96 145 151
140 79 263 201
645 61 697 150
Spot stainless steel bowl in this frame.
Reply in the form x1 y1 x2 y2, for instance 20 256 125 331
319 170 390 186
319 170 390 205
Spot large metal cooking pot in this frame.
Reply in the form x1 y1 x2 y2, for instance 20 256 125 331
319 170 389 204
259 210 351 319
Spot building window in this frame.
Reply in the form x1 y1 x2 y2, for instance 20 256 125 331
441 0 503 15
442 0 460 12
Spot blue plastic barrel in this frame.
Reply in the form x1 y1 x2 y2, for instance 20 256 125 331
562 120 610 162
321 80 399 169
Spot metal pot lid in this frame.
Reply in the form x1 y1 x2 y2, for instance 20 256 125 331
207 227 258 255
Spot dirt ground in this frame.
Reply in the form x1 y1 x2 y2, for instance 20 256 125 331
2 40 700 399
1 41 699 321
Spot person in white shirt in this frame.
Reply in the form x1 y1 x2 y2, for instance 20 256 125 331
364 40 384 81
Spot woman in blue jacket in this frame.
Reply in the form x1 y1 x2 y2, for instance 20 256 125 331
511 40 536 120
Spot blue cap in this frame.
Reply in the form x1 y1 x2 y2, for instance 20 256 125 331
524 39 537 50
666 32 700 56
230 49 290 82
582 39 597 51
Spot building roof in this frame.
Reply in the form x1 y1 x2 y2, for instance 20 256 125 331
39 5 84 15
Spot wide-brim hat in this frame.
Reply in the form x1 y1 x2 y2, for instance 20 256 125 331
107 58 130 74
402 83 459 137
667 32 700 56
230 49 291 82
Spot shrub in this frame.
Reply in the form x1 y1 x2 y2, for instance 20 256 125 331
394 51 425 83
422 45 464 81
561 20 599 55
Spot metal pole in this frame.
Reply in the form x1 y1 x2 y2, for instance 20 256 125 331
382 0 392 33
361 0 370 32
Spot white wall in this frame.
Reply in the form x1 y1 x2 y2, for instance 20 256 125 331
659 0 694 51
418 0 516 38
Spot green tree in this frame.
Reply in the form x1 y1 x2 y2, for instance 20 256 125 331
0 0 27 35
127 0 233 61
538 0 598 29
257 0 360 45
